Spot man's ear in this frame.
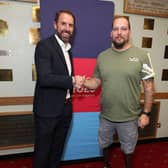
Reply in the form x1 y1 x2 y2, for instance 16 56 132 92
53 22 57 30
110 31 112 38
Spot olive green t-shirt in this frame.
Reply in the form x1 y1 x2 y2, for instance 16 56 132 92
94 46 154 122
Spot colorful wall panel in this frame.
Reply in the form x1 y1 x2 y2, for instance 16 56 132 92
40 0 114 160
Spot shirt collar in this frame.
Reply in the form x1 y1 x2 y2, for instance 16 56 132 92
55 34 71 51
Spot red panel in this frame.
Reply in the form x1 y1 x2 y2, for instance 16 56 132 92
72 58 101 112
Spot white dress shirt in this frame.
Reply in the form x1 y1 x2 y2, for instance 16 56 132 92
55 35 72 99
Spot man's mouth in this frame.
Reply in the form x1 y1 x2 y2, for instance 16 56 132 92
62 31 70 36
116 36 123 41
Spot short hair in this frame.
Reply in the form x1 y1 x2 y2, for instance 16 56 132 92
112 15 131 30
54 10 76 25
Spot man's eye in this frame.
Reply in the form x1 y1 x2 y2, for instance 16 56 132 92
113 28 118 31
62 23 66 26
113 27 128 31
121 27 128 31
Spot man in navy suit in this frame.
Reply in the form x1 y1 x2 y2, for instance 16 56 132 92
32 10 83 168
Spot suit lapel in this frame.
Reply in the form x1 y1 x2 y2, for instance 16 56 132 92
50 36 70 74
69 50 74 76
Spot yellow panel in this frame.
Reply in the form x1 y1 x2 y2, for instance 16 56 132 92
162 69 168 81
32 64 37 81
0 69 13 81
32 6 40 22
29 27 40 45
142 37 152 48
144 18 154 30
0 19 8 36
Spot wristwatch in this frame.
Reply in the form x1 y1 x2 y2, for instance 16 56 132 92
141 111 150 117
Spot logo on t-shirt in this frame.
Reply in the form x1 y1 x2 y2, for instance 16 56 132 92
128 57 139 62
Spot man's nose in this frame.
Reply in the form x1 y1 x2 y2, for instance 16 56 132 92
65 24 71 31
117 28 121 34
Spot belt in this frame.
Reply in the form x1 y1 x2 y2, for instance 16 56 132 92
64 98 72 104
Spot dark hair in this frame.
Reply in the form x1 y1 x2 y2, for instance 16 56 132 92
54 10 76 25
112 15 131 30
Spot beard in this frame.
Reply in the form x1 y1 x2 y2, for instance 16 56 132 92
113 41 126 49
57 30 72 43
112 35 129 49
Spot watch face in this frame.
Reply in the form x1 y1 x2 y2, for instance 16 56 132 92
142 111 150 116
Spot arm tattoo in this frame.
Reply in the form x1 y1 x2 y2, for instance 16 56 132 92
143 78 155 112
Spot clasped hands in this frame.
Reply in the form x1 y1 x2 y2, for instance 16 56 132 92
73 75 86 89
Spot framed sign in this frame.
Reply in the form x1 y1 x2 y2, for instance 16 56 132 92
124 0 168 18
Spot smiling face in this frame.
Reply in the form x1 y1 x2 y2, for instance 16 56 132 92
54 12 75 43
111 17 131 50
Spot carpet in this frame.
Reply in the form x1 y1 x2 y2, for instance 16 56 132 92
0 141 168 168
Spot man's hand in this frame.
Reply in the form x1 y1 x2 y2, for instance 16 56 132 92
138 114 150 129
73 75 85 89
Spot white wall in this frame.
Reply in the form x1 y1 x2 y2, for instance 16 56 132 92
0 0 37 155
0 1 39 112
0 1 37 97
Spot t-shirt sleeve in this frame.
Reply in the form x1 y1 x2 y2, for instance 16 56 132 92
93 59 100 79
141 52 155 80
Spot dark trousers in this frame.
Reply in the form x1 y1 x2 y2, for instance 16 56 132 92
32 102 72 168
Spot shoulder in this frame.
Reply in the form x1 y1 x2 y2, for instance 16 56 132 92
129 46 149 60
37 35 55 45
130 46 148 55
36 35 59 50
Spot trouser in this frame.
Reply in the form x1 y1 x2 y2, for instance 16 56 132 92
32 103 72 168
100 117 138 168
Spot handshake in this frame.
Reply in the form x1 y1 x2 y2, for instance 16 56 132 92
72 75 86 89
72 75 100 90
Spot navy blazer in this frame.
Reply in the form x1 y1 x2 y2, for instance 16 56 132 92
33 35 74 117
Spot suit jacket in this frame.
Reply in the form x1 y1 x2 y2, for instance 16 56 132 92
33 35 74 117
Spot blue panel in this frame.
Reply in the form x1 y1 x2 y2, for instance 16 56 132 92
62 112 102 160
40 0 114 58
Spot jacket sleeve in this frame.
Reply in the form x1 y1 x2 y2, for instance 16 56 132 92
34 41 73 90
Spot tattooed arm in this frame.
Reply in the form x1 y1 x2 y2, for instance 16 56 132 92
138 78 155 128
